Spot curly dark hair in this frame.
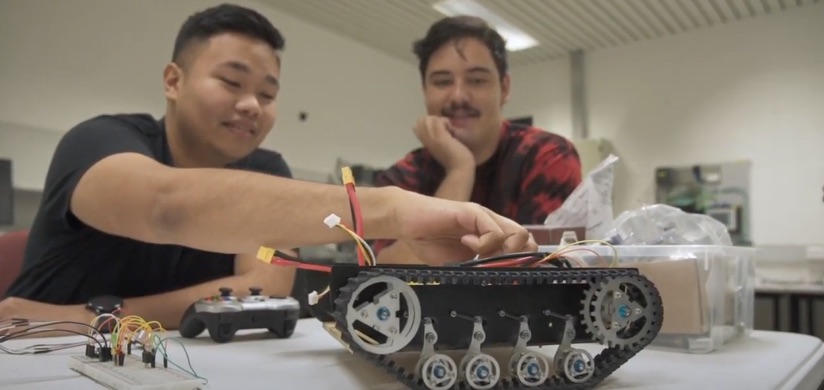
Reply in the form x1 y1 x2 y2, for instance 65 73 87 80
412 15 508 82
172 3 285 67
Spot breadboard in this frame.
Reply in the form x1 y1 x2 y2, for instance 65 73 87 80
68 355 204 390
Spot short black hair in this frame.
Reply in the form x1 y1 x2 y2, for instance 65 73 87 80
172 3 285 66
412 16 508 82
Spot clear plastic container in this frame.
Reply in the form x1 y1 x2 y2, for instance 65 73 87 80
538 244 757 354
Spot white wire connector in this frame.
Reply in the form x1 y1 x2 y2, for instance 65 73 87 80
307 290 320 305
324 213 341 228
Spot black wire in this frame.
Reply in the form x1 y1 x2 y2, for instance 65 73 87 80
273 249 302 261
0 328 104 354
0 342 87 355
274 250 335 268
0 320 107 348
348 198 358 234
456 251 549 267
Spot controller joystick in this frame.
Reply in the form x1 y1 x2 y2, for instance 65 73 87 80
179 288 300 343
219 287 233 297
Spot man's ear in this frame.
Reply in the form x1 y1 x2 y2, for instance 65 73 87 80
500 73 511 105
163 62 183 101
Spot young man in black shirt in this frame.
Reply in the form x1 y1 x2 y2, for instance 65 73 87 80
0 4 535 333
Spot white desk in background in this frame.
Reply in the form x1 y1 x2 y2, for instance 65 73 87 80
1 319 823 390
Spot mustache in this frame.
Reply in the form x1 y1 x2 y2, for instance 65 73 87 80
442 103 480 118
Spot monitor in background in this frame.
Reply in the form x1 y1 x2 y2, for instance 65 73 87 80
0 159 13 226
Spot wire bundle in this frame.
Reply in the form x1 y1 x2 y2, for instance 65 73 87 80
455 240 619 269
341 167 369 266
0 318 106 355
0 314 206 384
103 313 205 382
256 166 374 273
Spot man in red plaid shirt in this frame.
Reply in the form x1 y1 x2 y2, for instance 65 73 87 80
373 16 582 264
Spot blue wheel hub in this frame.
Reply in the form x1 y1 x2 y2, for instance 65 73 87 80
433 364 446 379
377 307 390 321
475 365 489 379
618 304 630 318
574 359 585 373
527 362 539 376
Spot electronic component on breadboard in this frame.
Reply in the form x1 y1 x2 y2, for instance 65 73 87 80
68 355 204 390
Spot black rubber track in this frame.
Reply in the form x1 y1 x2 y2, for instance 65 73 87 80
331 267 664 390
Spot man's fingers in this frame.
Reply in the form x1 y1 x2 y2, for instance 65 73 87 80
483 209 534 254
430 117 450 141
501 229 530 253
456 204 506 254
454 202 537 257
459 234 481 251
476 230 508 255
525 233 538 252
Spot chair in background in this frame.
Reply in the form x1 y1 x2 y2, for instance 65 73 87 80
0 229 28 296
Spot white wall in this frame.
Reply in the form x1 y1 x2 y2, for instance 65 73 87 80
0 0 424 191
504 59 572 139
505 4 824 246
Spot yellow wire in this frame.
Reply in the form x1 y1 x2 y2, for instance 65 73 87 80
334 223 375 265
562 239 618 267
110 315 162 352
536 239 619 268
338 165 377 266
341 166 355 185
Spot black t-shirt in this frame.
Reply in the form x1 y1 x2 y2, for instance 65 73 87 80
4 113 293 304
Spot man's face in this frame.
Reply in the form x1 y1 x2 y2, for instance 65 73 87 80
165 32 280 164
423 37 510 151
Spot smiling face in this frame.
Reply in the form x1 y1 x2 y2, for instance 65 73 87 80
423 37 510 153
163 32 281 166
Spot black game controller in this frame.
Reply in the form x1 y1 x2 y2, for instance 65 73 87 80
178 287 301 343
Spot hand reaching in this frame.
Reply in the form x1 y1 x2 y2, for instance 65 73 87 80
389 189 536 265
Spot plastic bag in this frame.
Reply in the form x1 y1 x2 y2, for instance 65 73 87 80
603 204 733 246
544 154 619 240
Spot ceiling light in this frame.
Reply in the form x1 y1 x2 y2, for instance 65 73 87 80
432 0 539 52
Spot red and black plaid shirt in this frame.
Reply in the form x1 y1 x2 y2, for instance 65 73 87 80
372 121 582 254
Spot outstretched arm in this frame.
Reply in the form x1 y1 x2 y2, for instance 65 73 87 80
72 152 398 254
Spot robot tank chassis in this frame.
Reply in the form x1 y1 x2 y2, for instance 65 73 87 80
311 264 664 390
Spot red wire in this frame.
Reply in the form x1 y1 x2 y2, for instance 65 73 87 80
475 257 535 268
345 183 366 266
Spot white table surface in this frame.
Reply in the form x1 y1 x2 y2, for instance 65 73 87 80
1 318 823 390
